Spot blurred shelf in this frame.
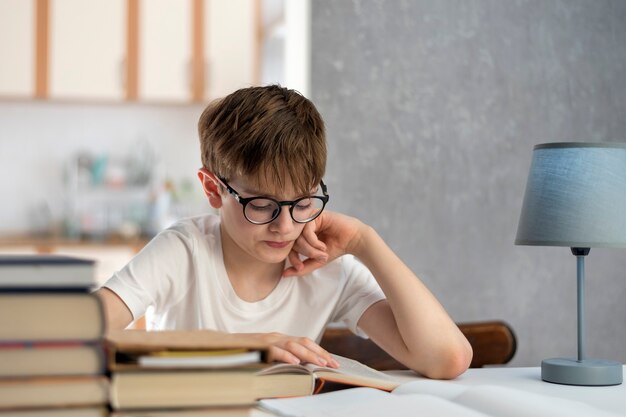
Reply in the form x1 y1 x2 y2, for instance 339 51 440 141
0 235 150 286
0 235 149 253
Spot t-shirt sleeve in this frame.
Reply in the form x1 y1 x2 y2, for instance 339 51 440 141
102 227 196 321
331 255 386 338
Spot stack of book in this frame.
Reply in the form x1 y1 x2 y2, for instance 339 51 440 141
106 329 273 416
105 329 400 417
0 255 109 417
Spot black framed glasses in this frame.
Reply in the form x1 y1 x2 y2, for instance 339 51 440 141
218 177 329 225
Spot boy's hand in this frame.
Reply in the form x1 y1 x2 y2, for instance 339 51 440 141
249 332 340 368
283 211 368 277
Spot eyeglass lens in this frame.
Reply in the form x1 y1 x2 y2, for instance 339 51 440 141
245 197 325 224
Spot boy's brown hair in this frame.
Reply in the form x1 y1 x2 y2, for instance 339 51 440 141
198 85 327 195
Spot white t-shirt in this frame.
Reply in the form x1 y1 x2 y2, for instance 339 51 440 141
104 214 385 342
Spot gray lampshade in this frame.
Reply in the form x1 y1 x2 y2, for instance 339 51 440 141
515 142 626 248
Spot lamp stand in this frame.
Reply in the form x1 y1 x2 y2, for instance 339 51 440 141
541 248 623 386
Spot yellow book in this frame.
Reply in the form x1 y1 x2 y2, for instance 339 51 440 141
138 350 262 368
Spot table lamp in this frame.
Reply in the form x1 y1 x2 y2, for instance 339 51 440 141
515 142 626 386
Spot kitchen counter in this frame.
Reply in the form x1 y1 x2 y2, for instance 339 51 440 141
0 234 149 252
0 234 149 285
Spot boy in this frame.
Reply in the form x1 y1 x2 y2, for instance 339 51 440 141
96 85 472 379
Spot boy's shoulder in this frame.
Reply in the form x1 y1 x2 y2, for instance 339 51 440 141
166 213 219 231
158 213 220 243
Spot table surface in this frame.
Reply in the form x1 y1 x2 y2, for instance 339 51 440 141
387 365 626 415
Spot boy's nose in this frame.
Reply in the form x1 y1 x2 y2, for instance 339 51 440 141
269 206 295 233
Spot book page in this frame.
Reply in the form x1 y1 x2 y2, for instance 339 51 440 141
257 354 398 382
392 379 469 399
256 363 312 376
259 387 490 417
310 354 400 391
324 354 398 381
394 381 623 417
453 385 623 417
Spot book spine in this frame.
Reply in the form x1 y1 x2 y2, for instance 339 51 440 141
0 286 94 293
0 340 101 349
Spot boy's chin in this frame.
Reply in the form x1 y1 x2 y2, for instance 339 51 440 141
258 247 292 264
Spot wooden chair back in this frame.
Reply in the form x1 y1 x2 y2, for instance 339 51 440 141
319 320 517 370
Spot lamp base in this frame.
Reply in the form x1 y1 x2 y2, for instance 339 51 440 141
542 357 623 386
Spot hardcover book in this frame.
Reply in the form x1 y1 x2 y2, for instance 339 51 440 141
105 329 269 371
110 369 262 410
0 407 108 417
0 376 109 410
0 341 105 377
0 255 95 289
110 406 275 417
0 292 104 341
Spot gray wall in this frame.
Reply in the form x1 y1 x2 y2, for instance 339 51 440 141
311 0 626 366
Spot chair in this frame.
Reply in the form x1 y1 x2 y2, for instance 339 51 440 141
319 320 517 370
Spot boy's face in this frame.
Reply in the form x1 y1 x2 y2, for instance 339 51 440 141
218 176 309 266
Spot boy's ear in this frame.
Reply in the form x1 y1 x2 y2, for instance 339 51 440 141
197 168 223 209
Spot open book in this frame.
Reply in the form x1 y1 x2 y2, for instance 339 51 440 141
256 354 401 398
259 379 623 417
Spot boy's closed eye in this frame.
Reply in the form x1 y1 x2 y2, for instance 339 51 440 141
249 201 275 211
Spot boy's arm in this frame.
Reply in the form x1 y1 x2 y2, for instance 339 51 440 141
95 287 134 330
284 212 473 379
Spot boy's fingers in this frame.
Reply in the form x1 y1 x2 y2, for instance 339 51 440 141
282 251 305 277
283 224 330 277
287 250 303 270
268 346 301 365
281 267 297 277
302 223 327 251
292 238 327 263
282 338 332 367
283 258 326 277
266 334 339 368
298 337 338 368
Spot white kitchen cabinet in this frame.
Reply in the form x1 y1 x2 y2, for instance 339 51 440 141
0 0 259 103
49 0 126 100
205 0 257 100
0 0 35 97
138 0 192 102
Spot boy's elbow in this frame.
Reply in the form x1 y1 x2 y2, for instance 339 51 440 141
436 342 473 379
412 340 473 380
